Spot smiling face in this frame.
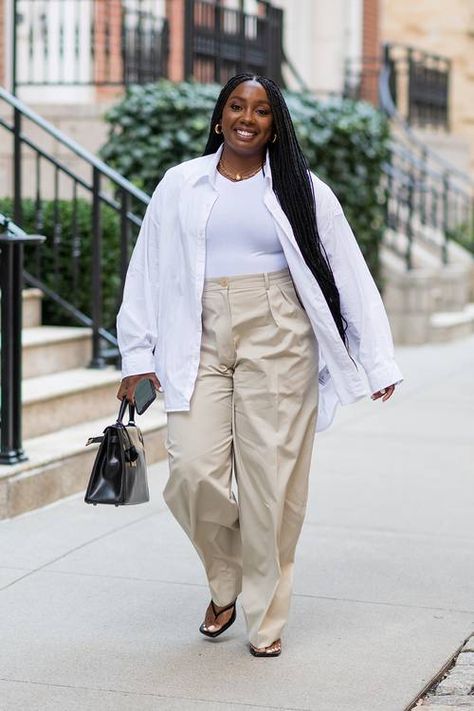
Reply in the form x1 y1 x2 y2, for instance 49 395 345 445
219 80 274 161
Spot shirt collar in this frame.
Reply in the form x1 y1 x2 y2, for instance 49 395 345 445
190 143 273 190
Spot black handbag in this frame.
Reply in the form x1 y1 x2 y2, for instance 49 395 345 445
84 399 149 506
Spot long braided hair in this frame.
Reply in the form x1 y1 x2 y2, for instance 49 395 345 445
203 73 349 348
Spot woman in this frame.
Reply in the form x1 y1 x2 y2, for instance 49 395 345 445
116 73 403 658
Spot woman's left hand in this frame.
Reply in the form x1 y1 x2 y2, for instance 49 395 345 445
371 384 396 402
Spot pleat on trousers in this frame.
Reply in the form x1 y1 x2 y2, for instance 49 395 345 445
163 266 319 648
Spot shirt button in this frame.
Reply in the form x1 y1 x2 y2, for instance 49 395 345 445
219 277 229 287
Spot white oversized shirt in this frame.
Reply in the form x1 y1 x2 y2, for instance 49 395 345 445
116 144 403 431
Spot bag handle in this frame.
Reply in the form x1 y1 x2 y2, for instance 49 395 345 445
117 399 136 424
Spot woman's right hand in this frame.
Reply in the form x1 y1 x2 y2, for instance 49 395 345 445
117 372 162 404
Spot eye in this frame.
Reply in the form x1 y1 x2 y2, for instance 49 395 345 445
256 108 270 116
230 103 242 111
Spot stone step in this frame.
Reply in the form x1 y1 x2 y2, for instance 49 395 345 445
383 230 473 308
22 367 122 439
0 403 168 519
22 288 43 328
16 326 92 378
0 288 43 329
429 304 474 343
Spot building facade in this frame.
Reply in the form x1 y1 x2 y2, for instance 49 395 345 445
381 0 474 174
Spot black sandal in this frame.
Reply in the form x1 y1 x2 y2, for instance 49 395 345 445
249 639 282 657
199 599 237 638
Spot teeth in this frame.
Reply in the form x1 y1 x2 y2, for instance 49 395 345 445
236 130 254 137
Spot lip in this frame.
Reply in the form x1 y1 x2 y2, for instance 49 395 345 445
233 127 258 141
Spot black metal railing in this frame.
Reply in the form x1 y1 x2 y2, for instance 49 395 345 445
12 0 169 93
0 215 45 464
344 44 450 130
342 45 474 268
343 55 381 103
377 49 474 268
184 0 284 85
0 85 149 367
382 43 450 131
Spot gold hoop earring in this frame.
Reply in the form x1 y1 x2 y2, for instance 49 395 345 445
214 124 223 135
271 133 277 144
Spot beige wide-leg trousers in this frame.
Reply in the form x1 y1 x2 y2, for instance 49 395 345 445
163 267 319 648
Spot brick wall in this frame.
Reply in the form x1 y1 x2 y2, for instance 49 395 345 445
0 0 5 87
361 0 380 105
381 0 474 175
94 0 124 101
166 0 185 81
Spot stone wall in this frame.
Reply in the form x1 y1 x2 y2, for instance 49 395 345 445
381 0 474 177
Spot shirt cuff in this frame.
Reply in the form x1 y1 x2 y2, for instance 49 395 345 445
366 361 404 394
120 350 156 378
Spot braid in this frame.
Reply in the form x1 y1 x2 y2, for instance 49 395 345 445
203 73 349 348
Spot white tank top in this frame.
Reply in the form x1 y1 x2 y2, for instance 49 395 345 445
204 169 288 277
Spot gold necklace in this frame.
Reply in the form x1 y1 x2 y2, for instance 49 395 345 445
217 158 263 182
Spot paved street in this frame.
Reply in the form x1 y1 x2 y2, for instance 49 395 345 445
0 335 473 711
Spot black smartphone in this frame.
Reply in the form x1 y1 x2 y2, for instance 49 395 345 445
134 378 157 415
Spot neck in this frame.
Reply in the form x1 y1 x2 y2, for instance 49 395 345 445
220 145 265 172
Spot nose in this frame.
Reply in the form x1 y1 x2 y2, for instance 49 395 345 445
241 106 254 123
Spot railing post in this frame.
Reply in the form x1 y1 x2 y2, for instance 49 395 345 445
406 176 414 271
442 171 450 265
471 196 474 253
0 226 45 464
420 147 428 225
183 0 194 80
11 0 18 95
215 0 222 84
13 108 22 225
119 189 131 299
89 167 106 368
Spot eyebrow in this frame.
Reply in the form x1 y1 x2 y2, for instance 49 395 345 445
228 94 271 106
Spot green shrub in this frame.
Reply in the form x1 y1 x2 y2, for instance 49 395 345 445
447 223 474 255
0 197 122 332
100 79 390 283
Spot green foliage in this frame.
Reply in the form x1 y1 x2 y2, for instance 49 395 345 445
0 81 390 336
100 79 390 283
0 197 121 331
447 222 474 255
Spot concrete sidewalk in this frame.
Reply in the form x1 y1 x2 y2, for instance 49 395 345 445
0 336 473 711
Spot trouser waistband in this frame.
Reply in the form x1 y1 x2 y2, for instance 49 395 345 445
203 267 292 291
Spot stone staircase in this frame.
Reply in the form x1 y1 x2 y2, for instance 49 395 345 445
382 206 474 345
0 289 167 519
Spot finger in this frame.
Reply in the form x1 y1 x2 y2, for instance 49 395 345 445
117 384 128 401
125 383 138 403
149 374 162 391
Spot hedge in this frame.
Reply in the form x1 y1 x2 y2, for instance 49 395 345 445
0 197 121 331
100 79 391 283
1 80 390 334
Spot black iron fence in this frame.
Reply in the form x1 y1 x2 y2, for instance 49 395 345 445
344 44 450 131
381 145 474 269
12 0 169 92
382 43 450 130
341 43 474 269
377 52 473 268
0 85 149 367
0 215 45 464
343 55 381 103
184 0 284 85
